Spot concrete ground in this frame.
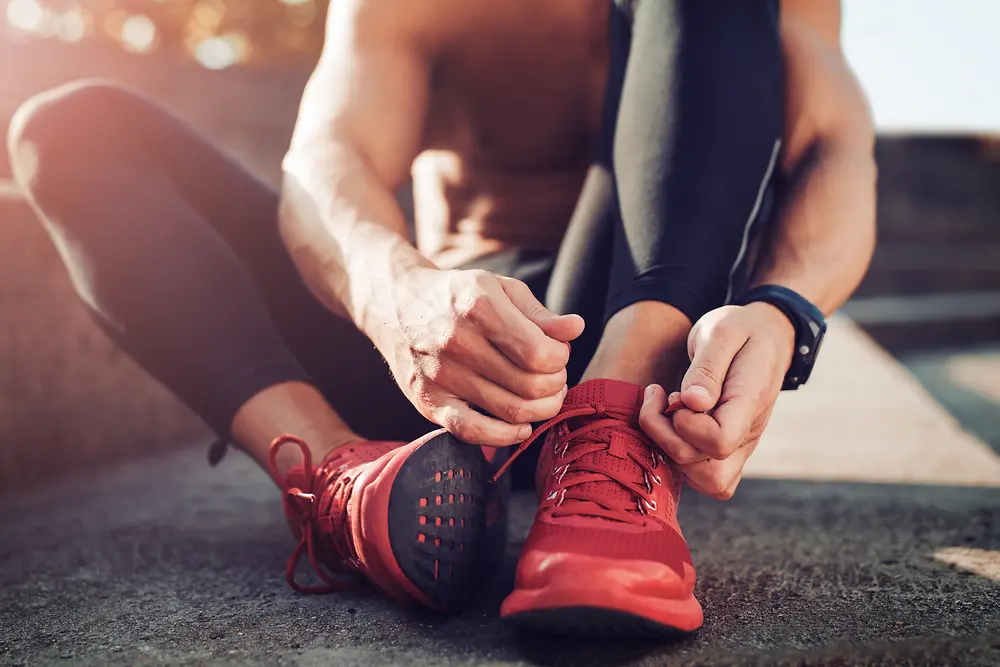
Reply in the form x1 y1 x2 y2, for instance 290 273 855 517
2 319 999 667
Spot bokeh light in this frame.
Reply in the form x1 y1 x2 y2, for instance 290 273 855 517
6 0 50 36
193 30 249 70
2 0 326 69
119 13 157 53
57 9 90 43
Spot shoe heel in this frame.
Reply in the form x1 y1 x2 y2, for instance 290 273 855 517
387 432 504 611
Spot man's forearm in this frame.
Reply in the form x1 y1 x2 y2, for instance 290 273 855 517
279 144 434 333
751 138 877 315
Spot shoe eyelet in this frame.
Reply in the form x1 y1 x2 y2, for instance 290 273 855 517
546 488 567 507
551 464 570 485
636 497 657 515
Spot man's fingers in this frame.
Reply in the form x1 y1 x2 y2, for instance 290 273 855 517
638 384 705 465
433 398 532 447
672 395 756 459
440 367 568 425
446 331 567 400
475 291 570 374
674 342 769 458
681 314 749 412
499 276 585 343
679 437 758 500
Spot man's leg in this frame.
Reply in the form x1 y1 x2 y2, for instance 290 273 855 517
505 0 783 636
551 0 783 386
7 81 432 472
7 81 495 610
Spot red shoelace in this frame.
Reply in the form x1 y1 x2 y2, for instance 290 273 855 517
492 401 683 525
268 434 360 593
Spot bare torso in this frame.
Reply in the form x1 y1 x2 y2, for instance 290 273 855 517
409 0 840 267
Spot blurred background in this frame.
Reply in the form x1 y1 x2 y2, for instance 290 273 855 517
0 0 998 488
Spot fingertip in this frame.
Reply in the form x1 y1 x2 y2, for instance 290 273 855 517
556 313 586 340
681 385 716 411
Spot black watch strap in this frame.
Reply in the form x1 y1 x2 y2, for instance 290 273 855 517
732 285 827 390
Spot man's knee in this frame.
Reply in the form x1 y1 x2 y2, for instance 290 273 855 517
8 80 138 197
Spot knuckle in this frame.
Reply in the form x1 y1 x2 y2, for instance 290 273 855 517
715 485 737 500
670 450 704 466
467 269 494 287
701 474 730 497
451 418 481 444
525 372 562 400
522 345 551 371
437 326 465 354
710 317 738 340
462 293 492 322
712 438 738 459
709 438 734 459
534 398 562 421
692 362 722 386
503 277 528 296
423 358 446 383
500 400 524 425
674 449 702 465
523 377 550 400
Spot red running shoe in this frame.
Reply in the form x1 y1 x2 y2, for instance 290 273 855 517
493 378 702 637
270 429 507 612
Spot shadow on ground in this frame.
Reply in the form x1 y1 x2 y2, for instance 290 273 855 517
1 446 998 666
902 346 1000 457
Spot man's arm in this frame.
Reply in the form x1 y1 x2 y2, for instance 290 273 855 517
640 2 877 498
279 0 432 326
750 5 877 314
278 0 582 445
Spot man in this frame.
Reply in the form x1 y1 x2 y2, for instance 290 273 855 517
7 0 874 637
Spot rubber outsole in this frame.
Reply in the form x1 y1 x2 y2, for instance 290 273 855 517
386 432 507 612
505 606 695 640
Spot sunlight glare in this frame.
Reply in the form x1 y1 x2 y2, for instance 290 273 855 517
934 547 1000 583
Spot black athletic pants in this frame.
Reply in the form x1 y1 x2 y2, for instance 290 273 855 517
8 0 783 483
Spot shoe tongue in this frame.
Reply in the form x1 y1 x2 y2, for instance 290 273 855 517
558 379 649 519
563 378 644 418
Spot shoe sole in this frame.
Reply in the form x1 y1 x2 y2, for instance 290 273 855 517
502 579 702 638
505 606 695 640
387 431 508 612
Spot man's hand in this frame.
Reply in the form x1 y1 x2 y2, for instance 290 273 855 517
371 267 585 447
638 303 795 499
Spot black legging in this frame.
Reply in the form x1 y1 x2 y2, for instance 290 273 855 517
7 1 782 473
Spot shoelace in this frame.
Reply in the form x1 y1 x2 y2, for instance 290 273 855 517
492 401 683 525
268 434 360 594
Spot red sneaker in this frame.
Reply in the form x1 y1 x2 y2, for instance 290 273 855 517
492 378 702 637
269 429 507 612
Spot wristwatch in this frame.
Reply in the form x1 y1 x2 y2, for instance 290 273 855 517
732 285 827 390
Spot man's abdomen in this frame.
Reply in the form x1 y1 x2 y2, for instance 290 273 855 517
412 151 589 268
